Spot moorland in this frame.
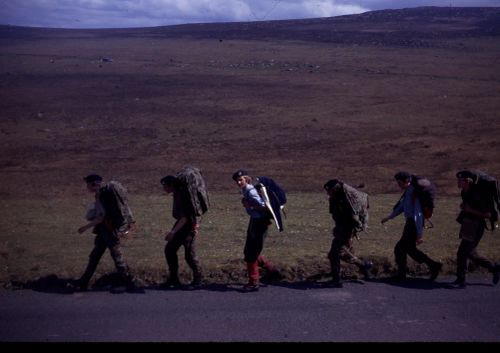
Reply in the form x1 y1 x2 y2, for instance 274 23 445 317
1 6 499 288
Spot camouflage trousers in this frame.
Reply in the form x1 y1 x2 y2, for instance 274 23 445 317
79 227 130 285
165 221 202 282
457 219 495 280
328 226 364 281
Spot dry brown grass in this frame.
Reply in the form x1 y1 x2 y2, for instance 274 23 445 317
2 193 499 288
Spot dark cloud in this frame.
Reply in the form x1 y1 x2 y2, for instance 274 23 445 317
0 0 497 29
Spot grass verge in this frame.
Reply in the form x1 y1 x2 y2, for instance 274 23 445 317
1 193 499 288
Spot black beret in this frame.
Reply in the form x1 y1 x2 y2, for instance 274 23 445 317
232 169 249 181
456 170 477 182
160 175 177 186
324 179 341 190
394 171 411 181
83 174 103 183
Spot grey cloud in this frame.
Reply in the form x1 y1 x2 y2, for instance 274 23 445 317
0 0 497 29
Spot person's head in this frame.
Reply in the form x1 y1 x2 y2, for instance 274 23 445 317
83 174 103 193
323 179 342 197
456 170 476 191
394 171 411 190
232 170 252 189
160 175 178 194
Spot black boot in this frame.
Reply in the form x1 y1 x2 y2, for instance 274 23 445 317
160 276 181 289
360 261 373 280
492 264 500 285
429 262 443 281
451 277 466 288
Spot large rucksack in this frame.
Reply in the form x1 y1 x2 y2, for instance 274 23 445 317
175 166 210 217
469 170 499 231
411 175 436 224
99 180 135 235
342 183 369 232
255 176 287 232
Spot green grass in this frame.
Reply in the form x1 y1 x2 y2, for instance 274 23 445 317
1 193 499 288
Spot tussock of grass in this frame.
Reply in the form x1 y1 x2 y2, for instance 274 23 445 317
1 193 499 288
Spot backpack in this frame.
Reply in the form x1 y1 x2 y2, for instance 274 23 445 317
342 183 369 232
99 181 135 235
469 171 499 231
255 176 287 232
411 175 436 222
175 166 210 217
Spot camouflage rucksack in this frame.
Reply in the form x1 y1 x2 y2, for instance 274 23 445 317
99 181 135 235
342 183 369 232
176 166 210 217
466 170 499 231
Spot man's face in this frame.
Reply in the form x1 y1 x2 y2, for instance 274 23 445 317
397 179 410 190
457 178 470 191
326 187 335 198
163 184 175 194
86 181 101 193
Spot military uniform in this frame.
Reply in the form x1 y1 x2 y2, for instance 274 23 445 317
328 185 371 283
164 185 202 286
456 185 498 284
77 182 135 290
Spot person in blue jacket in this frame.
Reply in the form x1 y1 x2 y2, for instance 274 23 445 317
381 171 442 282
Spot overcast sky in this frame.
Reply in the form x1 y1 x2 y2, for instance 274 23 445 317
0 0 499 29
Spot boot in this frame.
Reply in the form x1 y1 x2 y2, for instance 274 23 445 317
242 261 259 292
360 261 373 280
388 269 407 283
492 264 500 285
160 275 181 289
429 261 442 281
188 271 203 289
451 276 466 288
68 278 89 292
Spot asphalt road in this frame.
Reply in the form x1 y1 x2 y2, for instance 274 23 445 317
1 276 500 342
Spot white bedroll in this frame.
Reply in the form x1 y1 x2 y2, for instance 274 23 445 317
258 184 280 231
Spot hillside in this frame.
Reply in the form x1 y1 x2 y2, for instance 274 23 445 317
1 6 499 198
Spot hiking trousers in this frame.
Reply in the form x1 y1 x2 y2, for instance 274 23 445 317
244 217 271 263
394 219 439 274
80 226 130 285
165 221 202 281
457 219 496 280
328 226 364 281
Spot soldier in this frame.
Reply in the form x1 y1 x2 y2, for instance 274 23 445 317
381 171 442 282
453 171 500 288
233 170 280 292
324 179 372 288
160 175 203 289
71 174 136 292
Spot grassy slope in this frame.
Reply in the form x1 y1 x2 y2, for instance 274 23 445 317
2 193 499 287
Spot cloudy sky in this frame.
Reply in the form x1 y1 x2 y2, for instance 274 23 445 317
0 0 499 29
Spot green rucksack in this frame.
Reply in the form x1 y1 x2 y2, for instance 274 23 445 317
342 183 369 232
99 181 135 235
176 166 210 217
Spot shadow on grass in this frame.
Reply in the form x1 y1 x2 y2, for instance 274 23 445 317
14 272 495 294
19 274 75 294
17 273 148 295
